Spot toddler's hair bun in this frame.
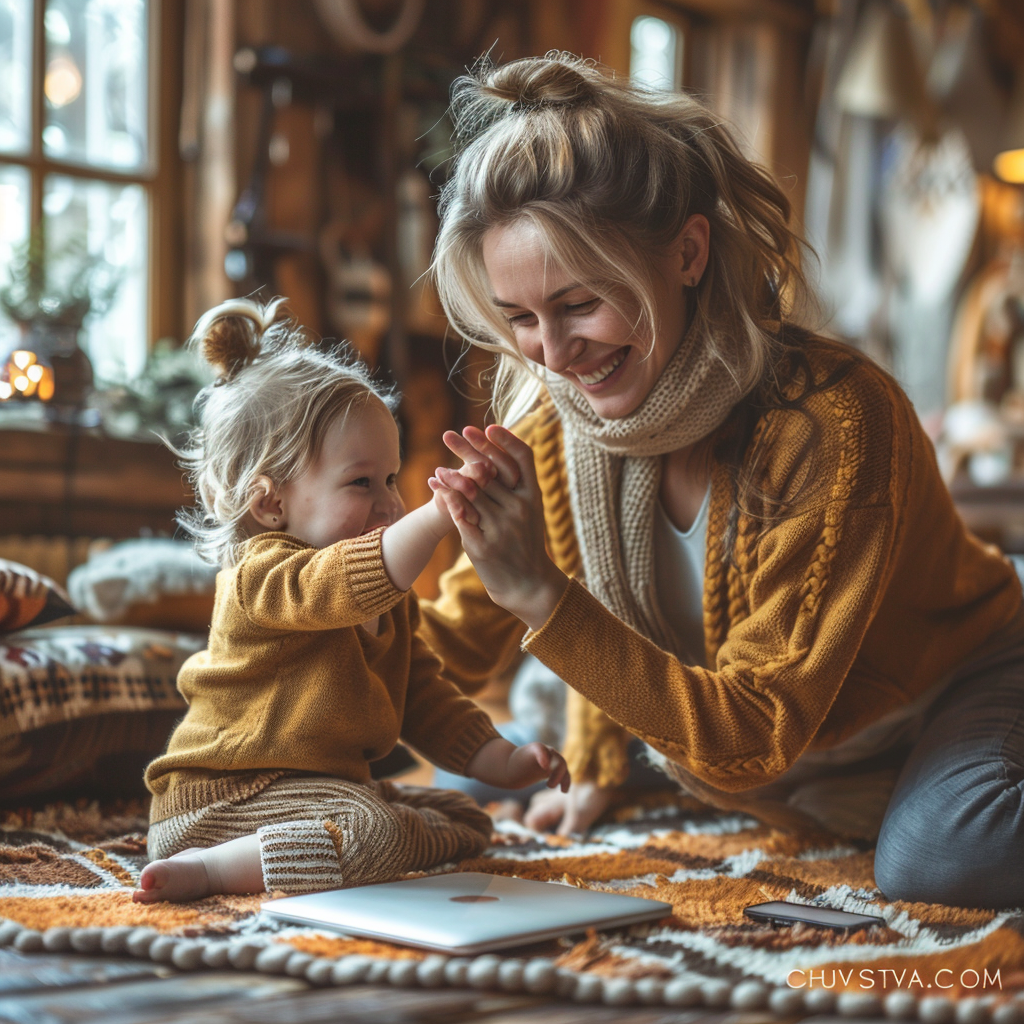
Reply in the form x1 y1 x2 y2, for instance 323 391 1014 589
190 296 291 382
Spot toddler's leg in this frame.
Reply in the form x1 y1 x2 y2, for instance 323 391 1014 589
376 781 493 870
133 833 263 903
257 785 409 893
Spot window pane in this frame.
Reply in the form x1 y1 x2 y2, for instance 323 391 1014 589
44 0 148 170
43 174 148 379
0 162 30 353
631 16 681 92
0 0 33 154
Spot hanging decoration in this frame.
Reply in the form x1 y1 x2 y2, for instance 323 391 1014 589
312 0 425 55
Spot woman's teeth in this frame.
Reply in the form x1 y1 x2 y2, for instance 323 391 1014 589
576 349 626 385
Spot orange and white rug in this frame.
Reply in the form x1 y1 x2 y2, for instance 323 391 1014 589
2 795 1022 1019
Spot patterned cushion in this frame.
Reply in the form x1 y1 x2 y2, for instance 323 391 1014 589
0 625 203 801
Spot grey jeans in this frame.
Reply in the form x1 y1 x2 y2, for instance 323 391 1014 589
874 632 1024 909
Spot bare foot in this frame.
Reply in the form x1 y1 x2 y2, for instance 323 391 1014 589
133 854 212 904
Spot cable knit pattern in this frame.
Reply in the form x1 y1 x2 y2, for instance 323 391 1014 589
422 338 1024 799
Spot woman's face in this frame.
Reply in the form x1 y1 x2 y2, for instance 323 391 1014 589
481 218 701 420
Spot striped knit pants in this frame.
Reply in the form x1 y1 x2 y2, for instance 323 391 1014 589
147 776 493 895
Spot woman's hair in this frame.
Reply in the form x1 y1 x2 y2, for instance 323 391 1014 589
432 50 822 426
174 296 398 568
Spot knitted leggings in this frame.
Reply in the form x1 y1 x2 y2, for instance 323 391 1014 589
147 776 493 895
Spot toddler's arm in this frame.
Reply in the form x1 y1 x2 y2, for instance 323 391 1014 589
381 460 496 592
465 737 571 793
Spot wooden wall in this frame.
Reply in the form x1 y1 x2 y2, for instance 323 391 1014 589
180 0 816 596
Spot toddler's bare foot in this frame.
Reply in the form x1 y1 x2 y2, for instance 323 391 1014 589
133 854 212 903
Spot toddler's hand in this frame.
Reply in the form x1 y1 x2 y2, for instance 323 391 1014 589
428 452 497 524
508 741 571 792
465 736 570 793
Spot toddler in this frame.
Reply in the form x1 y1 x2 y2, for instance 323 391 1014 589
135 297 568 903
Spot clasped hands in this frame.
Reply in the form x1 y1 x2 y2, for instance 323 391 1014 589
428 424 568 633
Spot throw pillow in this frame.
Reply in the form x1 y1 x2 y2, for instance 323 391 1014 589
67 539 218 633
0 624 204 801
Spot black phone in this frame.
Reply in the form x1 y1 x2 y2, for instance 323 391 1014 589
744 900 885 933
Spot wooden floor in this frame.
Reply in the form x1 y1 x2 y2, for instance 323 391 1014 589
0 947 810 1024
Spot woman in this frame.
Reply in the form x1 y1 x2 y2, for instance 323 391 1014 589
418 52 1024 908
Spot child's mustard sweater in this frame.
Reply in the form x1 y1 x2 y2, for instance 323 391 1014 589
419 339 1024 792
145 529 499 823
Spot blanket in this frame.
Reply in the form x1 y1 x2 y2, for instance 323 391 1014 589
2 794 1022 1020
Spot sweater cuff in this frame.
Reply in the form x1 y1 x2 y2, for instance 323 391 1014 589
423 712 501 777
521 575 587 656
341 526 404 618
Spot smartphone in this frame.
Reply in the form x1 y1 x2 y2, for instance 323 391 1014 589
744 901 885 933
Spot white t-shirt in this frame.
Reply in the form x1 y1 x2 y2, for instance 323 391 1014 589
653 485 711 668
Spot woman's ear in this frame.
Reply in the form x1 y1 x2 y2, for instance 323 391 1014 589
249 475 285 530
677 214 710 287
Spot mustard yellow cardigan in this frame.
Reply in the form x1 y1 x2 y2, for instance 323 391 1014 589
419 339 1023 792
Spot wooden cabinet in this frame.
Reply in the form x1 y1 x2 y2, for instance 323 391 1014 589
0 422 191 540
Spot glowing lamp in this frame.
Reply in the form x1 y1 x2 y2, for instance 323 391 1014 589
995 71 1024 185
0 348 54 402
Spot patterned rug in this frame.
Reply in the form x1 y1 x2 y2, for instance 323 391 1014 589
2 793 1023 1021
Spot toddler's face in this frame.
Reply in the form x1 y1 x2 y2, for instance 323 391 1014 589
278 398 406 548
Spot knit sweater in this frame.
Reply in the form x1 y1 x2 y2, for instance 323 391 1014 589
145 529 500 823
418 339 1024 792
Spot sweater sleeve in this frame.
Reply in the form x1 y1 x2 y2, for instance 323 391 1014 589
417 551 528 695
399 594 501 774
525 491 899 793
236 529 405 631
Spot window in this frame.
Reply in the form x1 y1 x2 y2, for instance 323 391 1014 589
0 0 161 382
630 14 682 92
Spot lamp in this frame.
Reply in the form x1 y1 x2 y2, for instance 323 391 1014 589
994 70 1024 185
833 0 931 125
0 348 55 403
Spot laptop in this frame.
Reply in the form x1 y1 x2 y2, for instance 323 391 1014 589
261 871 673 955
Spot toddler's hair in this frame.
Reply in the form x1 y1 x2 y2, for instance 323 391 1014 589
175 296 398 567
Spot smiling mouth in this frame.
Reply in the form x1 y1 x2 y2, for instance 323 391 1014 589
575 347 628 386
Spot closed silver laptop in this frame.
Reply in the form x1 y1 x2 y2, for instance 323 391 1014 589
261 871 673 955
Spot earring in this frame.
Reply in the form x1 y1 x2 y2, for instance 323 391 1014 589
272 517 278 523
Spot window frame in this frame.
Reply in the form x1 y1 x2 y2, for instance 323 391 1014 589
0 0 184 365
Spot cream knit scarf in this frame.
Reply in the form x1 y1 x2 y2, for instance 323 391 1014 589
545 318 744 661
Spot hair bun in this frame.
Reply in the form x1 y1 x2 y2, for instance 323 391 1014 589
191 296 292 382
484 52 597 111
450 52 599 141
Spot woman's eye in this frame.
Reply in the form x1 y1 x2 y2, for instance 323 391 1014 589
566 298 599 313
506 312 533 328
350 477 370 488
387 474 398 487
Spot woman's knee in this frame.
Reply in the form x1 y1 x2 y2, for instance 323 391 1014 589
875 786 1024 908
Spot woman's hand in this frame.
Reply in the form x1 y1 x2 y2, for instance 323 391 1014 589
429 425 569 631
523 781 615 837
465 737 571 792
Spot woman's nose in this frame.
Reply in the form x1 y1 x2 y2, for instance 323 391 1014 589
536 319 582 374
